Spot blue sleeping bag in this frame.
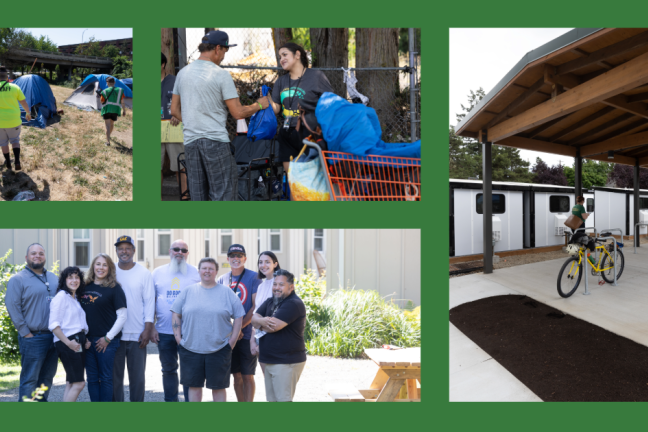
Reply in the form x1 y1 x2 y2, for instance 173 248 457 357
315 92 420 159
13 75 58 129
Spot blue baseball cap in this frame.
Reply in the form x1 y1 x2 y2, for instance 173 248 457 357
203 30 237 48
115 235 135 247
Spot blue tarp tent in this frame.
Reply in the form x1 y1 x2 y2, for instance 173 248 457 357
121 78 133 91
80 74 132 98
12 75 58 129
316 92 421 159
64 74 133 111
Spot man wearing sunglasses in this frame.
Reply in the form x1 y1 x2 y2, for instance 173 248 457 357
151 239 200 402
216 244 260 401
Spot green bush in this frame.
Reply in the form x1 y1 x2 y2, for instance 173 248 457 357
295 270 421 358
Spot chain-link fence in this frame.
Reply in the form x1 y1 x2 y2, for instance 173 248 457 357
179 28 421 143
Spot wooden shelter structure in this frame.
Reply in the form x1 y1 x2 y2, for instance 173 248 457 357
455 28 648 273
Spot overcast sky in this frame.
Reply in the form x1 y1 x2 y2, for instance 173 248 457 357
450 28 575 168
24 28 132 46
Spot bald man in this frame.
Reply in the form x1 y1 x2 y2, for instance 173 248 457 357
150 239 200 402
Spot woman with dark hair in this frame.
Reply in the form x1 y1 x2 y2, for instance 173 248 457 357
49 266 91 402
269 42 334 173
80 253 128 402
250 252 281 372
572 195 589 233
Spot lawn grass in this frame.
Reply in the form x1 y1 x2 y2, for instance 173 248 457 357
0 84 133 201
0 361 66 393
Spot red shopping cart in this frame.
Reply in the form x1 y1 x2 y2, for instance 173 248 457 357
302 141 421 201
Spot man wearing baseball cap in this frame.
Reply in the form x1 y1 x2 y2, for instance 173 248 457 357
170 30 271 201
112 235 155 402
216 244 261 401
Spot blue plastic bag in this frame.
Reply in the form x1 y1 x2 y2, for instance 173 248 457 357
247 85 277 142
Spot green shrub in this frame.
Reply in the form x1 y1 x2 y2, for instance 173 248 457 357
294 270 420 358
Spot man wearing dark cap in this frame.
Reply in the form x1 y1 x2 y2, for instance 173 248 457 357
113 235 155 402
0 66 31 171
216 244 261 401
170 30 271 201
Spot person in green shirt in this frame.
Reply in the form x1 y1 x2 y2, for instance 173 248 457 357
0 67 31 171
100 77 127 146
571 196 589 232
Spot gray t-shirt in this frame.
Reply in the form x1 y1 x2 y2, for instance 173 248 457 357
171 283 245 354
172 60 239 144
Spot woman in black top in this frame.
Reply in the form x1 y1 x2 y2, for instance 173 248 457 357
270 43 334 173
80 253 128 402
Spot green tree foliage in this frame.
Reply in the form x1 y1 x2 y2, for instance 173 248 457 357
563 160 613 188
101 44 120 59
532 158 567 185
290 28 311 51
0 28 57 63
74 37 103 57
111 56 133 79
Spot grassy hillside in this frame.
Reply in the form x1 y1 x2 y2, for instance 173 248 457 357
0 84 132 201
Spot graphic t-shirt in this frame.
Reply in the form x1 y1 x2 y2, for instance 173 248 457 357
271 69 333 127
257 291 307 364
80 282 128 338
161 74 176 120
152 263 200 334
0 81 26 128
217 269 260 340
572 204 587 222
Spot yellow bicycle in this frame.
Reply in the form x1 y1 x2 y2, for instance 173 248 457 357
557 233 625 298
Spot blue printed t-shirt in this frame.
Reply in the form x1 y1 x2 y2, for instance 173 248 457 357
217 269 260 340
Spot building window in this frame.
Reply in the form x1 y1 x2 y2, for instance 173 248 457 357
314 229 325 252
549 195 570 213
220 229 233 255
587 198 595 212
205 229 210 258
640 198 648 210
270 229 282 252
137 229 145 262
156 229 171 257
71 229 91 269
476 194 505 214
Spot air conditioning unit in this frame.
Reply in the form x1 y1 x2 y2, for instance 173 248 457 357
492 216 501 242
554 214 568 236
640 210 648 224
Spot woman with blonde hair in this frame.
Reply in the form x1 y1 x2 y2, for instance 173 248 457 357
80 253 128 402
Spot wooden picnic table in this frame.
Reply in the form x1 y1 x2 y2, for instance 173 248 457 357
363 347 420 402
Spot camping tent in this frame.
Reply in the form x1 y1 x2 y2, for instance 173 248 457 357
64 74 133 111
121 78 132 91
12 74 58 129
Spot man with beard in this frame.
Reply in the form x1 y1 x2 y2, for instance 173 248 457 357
216 244 260 402
113 235 155 402
5 243 60 401
251 269 307 402
150 239 200 402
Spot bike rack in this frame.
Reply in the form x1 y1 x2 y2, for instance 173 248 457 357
582 235 618 295
634 223 648 254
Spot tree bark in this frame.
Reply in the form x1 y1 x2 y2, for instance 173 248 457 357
310 28 348 97
272 28 293 68
355 28 399 137
161 28 174 77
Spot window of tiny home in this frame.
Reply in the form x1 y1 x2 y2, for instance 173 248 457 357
476 194 505 214
640 198 648 209
549 195 570 213
587 198 594 212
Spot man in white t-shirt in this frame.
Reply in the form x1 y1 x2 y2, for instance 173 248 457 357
150 239 200 402
113 235 155 402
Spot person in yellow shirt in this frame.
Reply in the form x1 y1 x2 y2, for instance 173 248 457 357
0 67 31 171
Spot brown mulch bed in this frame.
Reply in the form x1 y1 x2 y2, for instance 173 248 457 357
450 294 648 401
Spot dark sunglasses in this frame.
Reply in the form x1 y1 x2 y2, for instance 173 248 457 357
171 248 189 253
229 253 245 258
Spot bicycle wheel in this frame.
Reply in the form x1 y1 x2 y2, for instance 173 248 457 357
600 247 625 284
557 256 583 298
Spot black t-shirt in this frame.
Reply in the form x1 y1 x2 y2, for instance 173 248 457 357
161 74 176 119
271 69 333 127
257 291 307 364
80 282 128 338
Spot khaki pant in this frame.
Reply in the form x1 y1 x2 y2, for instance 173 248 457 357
264 361 306 402
162 142 184 172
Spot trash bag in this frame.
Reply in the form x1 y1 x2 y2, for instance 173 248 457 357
13 191 36 201
288 145 330 201
247 85 277 142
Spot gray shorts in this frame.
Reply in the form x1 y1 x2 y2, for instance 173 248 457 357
0 125 21 147
162 142 184 172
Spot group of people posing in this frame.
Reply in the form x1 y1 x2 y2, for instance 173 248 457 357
5 237 307 402
161 30 333 201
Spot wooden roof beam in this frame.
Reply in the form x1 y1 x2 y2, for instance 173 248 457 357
496 136 577 157
580 130 648 156
639 155 648 166
628 92 648 103
568 113 635 145
548 106 615 142
603 94 648 119
588 153 637 166
588 119 648 143
485 77 546 129
488 51 648 142
557 30 648 76
571 48 614 70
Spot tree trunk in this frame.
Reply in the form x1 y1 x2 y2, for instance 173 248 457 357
355 28 399 138
161 28 174 77
272 28 293 68
310 28 348 98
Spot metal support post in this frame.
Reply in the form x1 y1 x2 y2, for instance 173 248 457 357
574 149 582 199
482 140 493 274
408 28 417 143
635 159 641 248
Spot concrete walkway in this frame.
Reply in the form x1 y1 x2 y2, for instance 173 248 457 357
450 244 648 401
